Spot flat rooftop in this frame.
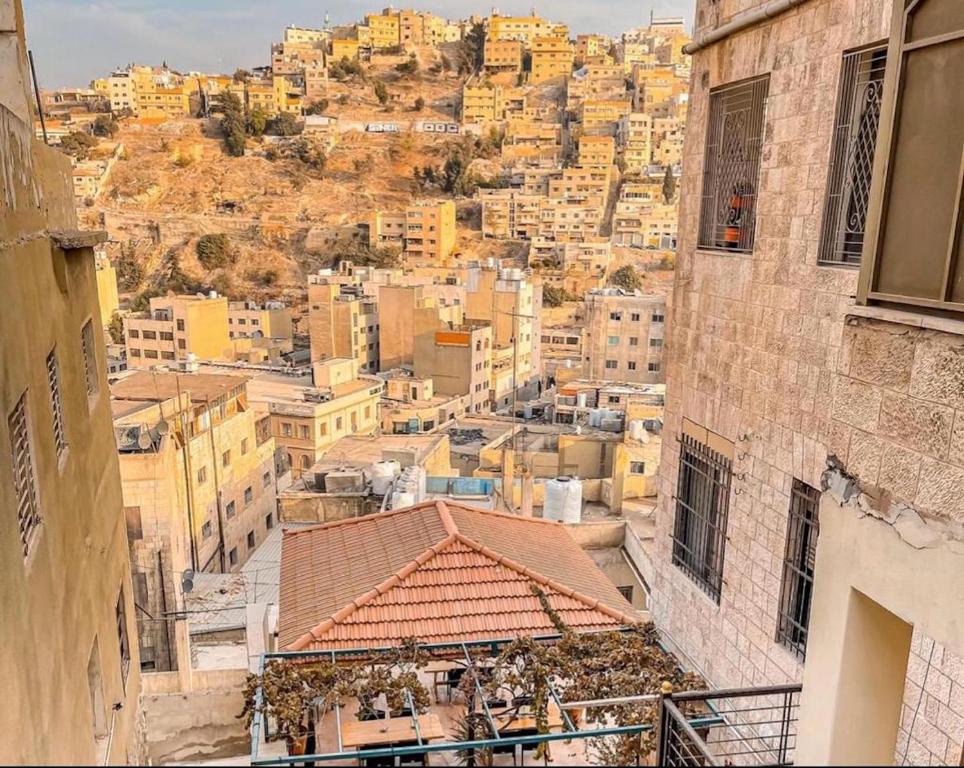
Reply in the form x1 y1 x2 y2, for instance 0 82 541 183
110 370 249 404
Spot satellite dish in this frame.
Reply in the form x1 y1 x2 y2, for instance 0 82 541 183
137 431 153 450
155 420 170 436
181 569 195 594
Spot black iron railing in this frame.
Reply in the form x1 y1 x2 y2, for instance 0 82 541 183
657 684 802 767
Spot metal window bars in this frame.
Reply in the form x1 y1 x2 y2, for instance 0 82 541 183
776 479 821 661
9 392 40 557
671 433 732 603
698 76 769 253
818 44 887 266
82 319 99 398
46 349 67 458
657 684 802 767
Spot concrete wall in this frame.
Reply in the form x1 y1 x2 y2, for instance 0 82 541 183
140 668 249 764
279 491 380 523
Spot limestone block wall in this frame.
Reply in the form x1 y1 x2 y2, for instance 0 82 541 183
651 0 964 763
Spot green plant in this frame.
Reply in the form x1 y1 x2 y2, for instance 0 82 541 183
304 98 329 115
196 233 234 269
211 91 247 156
610 265 643 292
413 96 425 111
107 312 124 344
247 107 268 137
267 111 301 136
662 165 677 204
395 58 419 76
92 114 118 138
59 130 98 159
373 80 389 105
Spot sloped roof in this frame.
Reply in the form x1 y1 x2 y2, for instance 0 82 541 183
278 500 638 651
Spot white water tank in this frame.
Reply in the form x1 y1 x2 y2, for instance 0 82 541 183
576 392 588 408
589 409 603 427
544 476 582 524
392 491 416 509
629 420 646 442
369 460 400 495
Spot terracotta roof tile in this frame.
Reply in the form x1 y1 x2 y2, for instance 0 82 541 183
278 501 639 651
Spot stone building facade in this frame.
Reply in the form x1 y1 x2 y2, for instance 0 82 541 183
651 0 964 763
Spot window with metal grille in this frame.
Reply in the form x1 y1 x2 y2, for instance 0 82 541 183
617 585 633 602
818 44 887 266
698 76 769 253
81 320 98 399
671 433 732 602
116 589 130 687
9 393 40 557
46 349 67 458
776 479 820 660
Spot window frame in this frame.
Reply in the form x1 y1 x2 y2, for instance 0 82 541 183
671 430 733 603
776 479 821 660
818 42 888 267
857 1 964 315
46 349 68 460
697 75 770 254
9 391 41 558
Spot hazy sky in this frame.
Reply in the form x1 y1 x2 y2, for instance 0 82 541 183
24 0 693 89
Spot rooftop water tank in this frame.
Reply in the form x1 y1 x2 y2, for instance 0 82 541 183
544 476 582 524
369 460 400 496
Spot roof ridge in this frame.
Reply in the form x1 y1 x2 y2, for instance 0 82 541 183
286 532 460 651
443 501 567 527
452 533 638 627
436 500 459 534
281 499 443 538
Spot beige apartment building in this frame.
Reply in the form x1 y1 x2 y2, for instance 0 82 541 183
461 77 506 123
576 135 615 167
585 289 666 383
414 323 492 414
579 98 633 137
402 200 457 262
94 250 119 328
1 8 143 759
487 14 565 46
124 293 231 368
529 36 574 83
377 284 463 371
307 274 379 374
617 112 653 171
483 38 522 73
242 358 381 476
227 300 293 346
501 116 562 164
369 201 456 262
574 34 610 65
380 374 467 433
612 186 678 249
649 0 964 765
566 64 627 110
111 371 277 668
366 11 400 49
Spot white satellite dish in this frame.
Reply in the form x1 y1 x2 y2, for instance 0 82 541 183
155 420 170 436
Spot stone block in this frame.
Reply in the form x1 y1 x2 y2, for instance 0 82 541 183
916 459 964 522
878 442 923 501
831 377 881 431
844 321 917 389
949 414 964 470
910 337 964 411
847 429 883 485
878 391 954 459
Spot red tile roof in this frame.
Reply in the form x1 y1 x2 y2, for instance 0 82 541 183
278 500 639 651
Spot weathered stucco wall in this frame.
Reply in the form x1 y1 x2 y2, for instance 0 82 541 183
140 669 249 763
0 9 144 760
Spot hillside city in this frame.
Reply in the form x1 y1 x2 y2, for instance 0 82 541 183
3 0 964 766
